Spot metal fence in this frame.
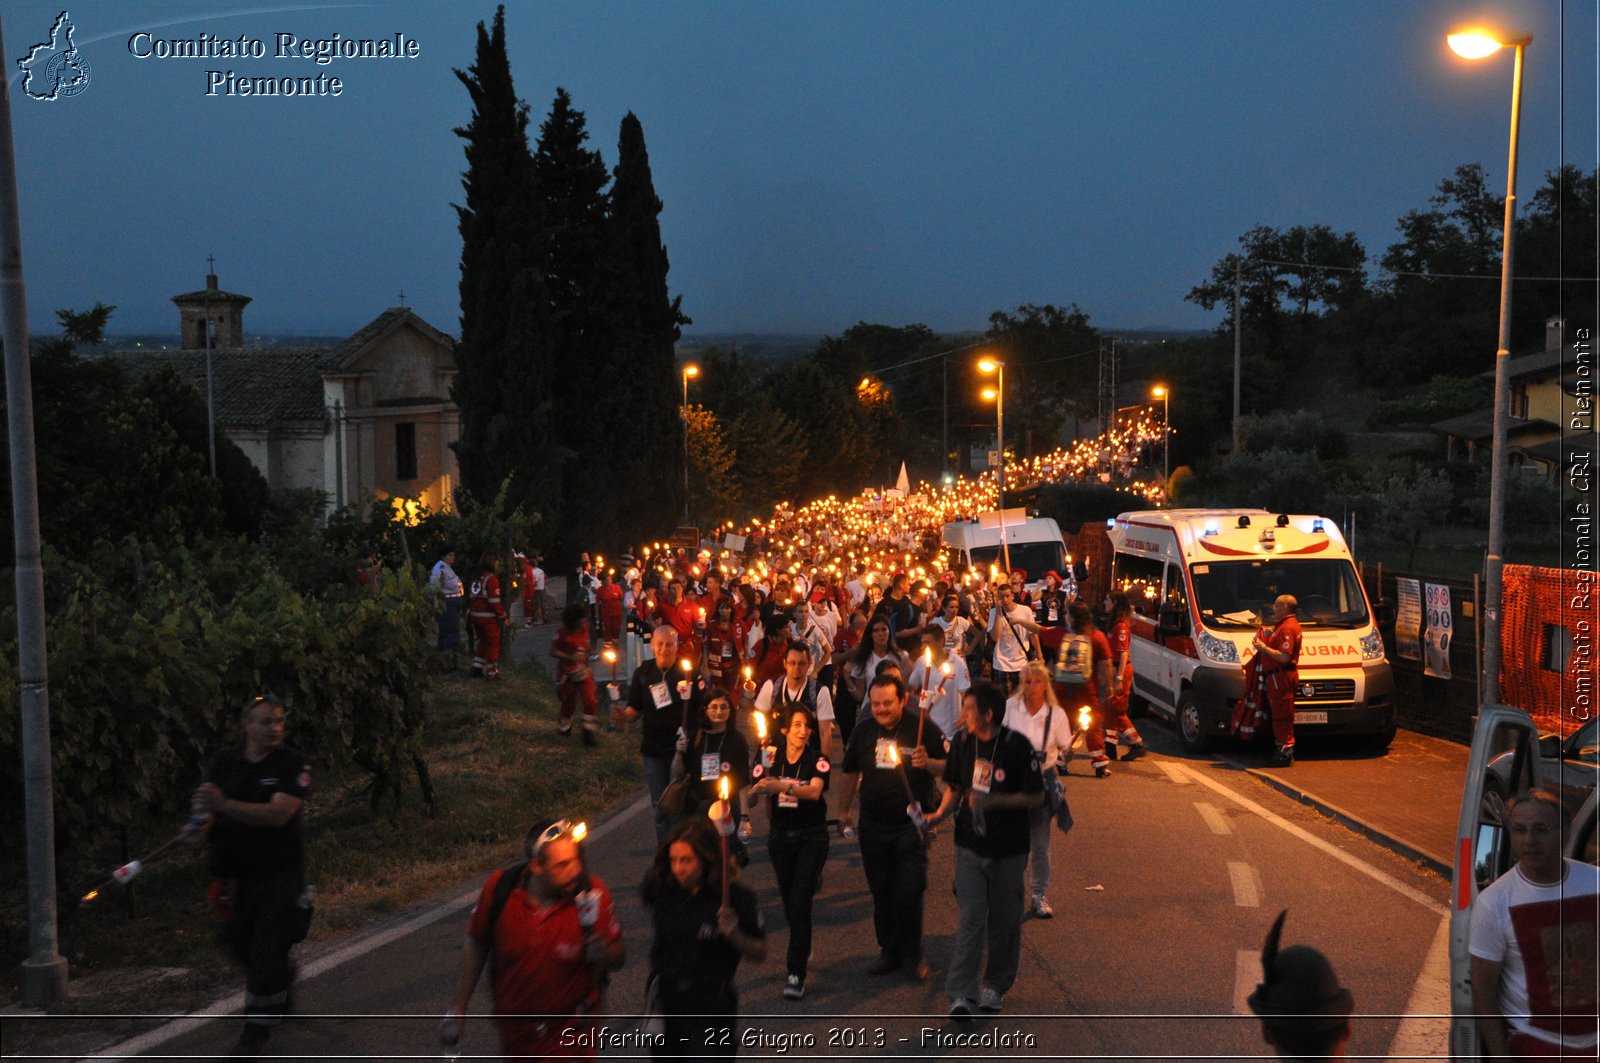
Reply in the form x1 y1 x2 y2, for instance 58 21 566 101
1360 564 1482 745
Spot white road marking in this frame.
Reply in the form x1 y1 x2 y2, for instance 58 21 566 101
76 796 653 1062
1158 760 1192 785
1228 860 1262 907
1168 762 1445 913
1233 949 1259 1015
1195 800 1233 835
1385 912 1452 1062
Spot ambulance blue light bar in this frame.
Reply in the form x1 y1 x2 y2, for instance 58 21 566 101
1203 520 1219 536
1312 518 1325 533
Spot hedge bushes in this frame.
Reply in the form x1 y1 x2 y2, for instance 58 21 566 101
0 540 435 870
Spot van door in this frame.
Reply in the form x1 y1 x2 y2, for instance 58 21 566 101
1447 705 1540 1062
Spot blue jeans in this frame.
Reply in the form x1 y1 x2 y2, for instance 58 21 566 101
642 755 674 845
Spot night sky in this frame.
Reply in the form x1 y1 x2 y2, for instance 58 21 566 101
5 0 1596 340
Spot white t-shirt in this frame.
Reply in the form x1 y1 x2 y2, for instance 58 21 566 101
908 656 971 739
846 579 866 609
933 615 972 656
989 604 1035 672
789 618 832 674
530 565 546 591
1469 858 1600 1050
755 678 835 725
1002 695 1074 771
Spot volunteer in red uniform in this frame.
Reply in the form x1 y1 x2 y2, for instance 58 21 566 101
469 555 507 680
704 596 741 686
552 603 601 745
1253 595 1303 766
1102 591 1146 761
444 819 626 1060
1066 602 1114 778
595 570 625 643
658 580 703 664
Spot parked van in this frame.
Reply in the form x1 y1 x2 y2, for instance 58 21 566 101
1104 509 1395 751
942 509 1068 592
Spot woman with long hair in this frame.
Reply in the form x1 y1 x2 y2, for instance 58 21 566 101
748 707 830 1001
839 613 908 745
1001 660 1074 918
642 818 765 1056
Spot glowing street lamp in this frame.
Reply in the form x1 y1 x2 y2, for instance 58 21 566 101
1447 25 1530 705
1151 384 1170 490
681 363 700 524
977 356 1011 571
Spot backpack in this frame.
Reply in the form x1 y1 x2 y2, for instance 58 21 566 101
1054 632 1093 685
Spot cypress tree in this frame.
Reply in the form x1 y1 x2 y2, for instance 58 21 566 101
606 111 690 545
450 6 555 518
533 88 616 556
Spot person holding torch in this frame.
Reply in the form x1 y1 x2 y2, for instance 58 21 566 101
909 628 970 742
642 818 765 1057
443 819 625 1061
836 674 946 982
748 707 831 1001
623 625 704 844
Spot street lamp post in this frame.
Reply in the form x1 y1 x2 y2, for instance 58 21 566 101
1448 27 1530 707
978 356 1011 571
1151 385 1170 490
680 363 699 526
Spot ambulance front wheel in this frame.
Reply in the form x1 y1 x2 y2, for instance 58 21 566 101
1176 691 1212 753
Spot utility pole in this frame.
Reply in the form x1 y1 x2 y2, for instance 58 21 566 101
1232 257 1242 452
0 12 69 1007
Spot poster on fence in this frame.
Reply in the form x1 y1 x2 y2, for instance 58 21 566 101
1424 582 1453 679
1395 578 1422 661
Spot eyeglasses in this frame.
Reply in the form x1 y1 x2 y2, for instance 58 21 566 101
532 818 588 858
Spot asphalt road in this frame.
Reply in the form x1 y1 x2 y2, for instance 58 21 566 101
99 705 1451 1063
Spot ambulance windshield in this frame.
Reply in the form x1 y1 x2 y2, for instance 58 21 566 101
1190 559 1370 630
968 541 1067 580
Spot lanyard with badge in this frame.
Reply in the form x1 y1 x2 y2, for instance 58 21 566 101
701 731 726 781
971 734 998 794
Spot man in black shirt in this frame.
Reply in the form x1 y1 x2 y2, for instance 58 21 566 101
623 624 704 844
929 681 1043 1019
836 674 946 982
192 696 311 1058
872 573 922 651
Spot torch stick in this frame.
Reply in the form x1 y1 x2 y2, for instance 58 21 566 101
709 775 734 910
79 830 189 904
914 648 932 750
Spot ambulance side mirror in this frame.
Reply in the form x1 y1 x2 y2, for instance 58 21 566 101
1158 606 1188 637
1372 600 1394 626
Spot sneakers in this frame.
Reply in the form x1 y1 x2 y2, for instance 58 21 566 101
1093 758 1112 778
978 986 1003 1013
948 997 974 1021
1120 743 1146 762
1029 896 1054 919
783 973 805 1000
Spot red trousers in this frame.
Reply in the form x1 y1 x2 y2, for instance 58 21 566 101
558 673 599 726
1265 670 1296 748
472 617 502 677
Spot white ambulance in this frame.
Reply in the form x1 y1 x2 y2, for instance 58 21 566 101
941 508 1069 593
1104 509 1395 752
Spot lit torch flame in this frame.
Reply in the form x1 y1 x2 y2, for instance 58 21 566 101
680 658 693 675
603 647 617 663
1077 706 1092 731
718 775 731 801
571 821 588 843
753 713 768 742
887 743 901 767
82 889 99 903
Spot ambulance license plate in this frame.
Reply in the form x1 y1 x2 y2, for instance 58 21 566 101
1294 711 1328 725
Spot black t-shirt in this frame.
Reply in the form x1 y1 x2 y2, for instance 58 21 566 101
643 878 764 990
205 744 310 878
681 727 751 808
941 726 1041 857
841 712 944 830
759 744 831 831
627 659 704 758
875 595 918 641
1033 590 1068 629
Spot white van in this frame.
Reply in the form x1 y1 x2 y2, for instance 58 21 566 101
1104 509 1395 751
1449 705 1598 1059
942 509 1068 592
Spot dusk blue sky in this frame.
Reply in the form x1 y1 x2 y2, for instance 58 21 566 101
6 0 1596 340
